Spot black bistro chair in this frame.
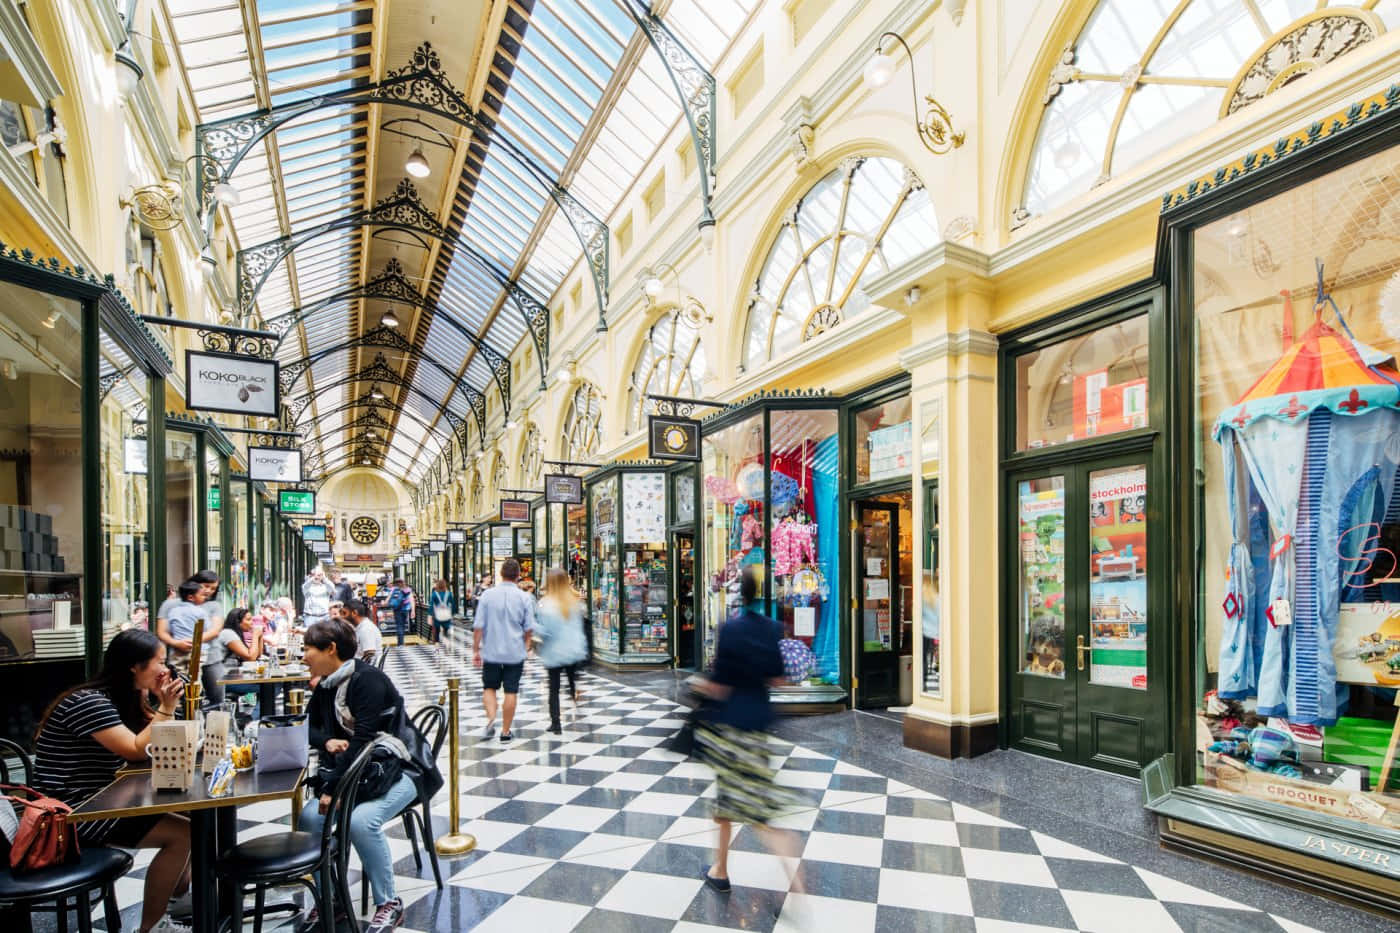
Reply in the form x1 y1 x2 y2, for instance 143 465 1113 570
0 738 130 933
360 704 446 911
215 743 376 933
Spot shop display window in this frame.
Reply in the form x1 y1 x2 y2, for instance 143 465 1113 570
1194 144 1400 831
701 413 763 667
921 399 943 697
1018 476 1066 678
1014 315 1149 450
770 410 840 685
589 477 619 655
566 502 587 592
548 502 565 570
534 506 547 575
701 408 841 685
674 471 695 525
166 431 196 585
855 395 913 486
621 472 668 656
230 480 250 606
0 283 83 666
100 333 149 634
206 449 223 579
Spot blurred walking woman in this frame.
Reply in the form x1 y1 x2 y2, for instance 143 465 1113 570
534 567 588 734
33 630 193 933
694 567 804 897
429 579 455 647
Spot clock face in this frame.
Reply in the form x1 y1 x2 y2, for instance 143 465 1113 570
349 516 380 545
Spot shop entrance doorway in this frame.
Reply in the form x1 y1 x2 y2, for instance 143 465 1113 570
853 492 913 708
1006 453 1162 775
673 532 695 669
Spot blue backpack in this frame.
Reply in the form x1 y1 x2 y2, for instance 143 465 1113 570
387 588 405 611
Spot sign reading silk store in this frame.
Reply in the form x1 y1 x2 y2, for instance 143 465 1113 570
185 349 280 418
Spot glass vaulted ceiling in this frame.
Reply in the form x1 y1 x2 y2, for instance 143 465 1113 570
173 0 756 481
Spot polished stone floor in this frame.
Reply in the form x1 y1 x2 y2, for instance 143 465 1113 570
78 641 1380 932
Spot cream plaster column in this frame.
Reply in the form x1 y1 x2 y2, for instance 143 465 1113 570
899 278 1001 757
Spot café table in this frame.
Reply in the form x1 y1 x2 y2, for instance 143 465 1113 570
68 764 305 933
218 667 311 715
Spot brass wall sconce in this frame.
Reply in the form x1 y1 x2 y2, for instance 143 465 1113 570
863 31 965 156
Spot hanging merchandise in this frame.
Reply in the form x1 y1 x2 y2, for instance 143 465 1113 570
704 475 740 505
1214 288 1400 728
779 638 817 683
770 471 800 514
736 461 766 500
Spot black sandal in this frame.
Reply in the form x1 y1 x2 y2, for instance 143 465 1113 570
703 865 731 893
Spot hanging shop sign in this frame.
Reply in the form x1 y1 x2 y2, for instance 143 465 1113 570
544 473 584 505
429 539 446 553
248 446 303 483
123 436 148 475
185 349 280 418
447 529 467 545
278 489 316 515
648 414 701 461
208 486 221 511
301 524 327 542
500 498 531 523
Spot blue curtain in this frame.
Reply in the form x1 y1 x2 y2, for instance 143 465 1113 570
811 434 840 683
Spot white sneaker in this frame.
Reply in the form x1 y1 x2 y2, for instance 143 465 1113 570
149 916 194 933
479 720 496 739
167 888 193 920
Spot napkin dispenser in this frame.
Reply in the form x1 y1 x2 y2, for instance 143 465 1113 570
149 720 197 791
203 710 232 764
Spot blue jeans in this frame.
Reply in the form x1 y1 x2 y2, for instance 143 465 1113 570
299 771 417 906
393 611 409 646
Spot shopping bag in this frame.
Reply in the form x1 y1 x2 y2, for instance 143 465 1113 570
255 715 310 774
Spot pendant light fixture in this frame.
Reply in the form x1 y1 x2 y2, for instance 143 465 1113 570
405 146 431 178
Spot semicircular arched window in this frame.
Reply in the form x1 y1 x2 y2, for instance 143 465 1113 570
562 382 603 461
743 156 938 372
627 307 708 433
1019 1 1397 223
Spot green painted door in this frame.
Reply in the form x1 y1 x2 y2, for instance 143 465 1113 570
1006 453 1161 775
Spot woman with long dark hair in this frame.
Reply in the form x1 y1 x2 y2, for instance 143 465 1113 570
203 606 265 706
32 629 193 933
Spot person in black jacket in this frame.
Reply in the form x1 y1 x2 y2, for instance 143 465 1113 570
298 620 415 933
694 567 805 898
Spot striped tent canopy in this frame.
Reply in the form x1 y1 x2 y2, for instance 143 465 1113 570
1214 318 1400 438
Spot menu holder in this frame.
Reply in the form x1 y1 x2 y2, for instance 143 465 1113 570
149 720 197 791
203 710 231 764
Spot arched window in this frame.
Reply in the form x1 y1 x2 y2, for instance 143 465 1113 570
562 382 603 461
743 157 937 371
1020 2 1395 222
627 306 707 433
521 423 543 486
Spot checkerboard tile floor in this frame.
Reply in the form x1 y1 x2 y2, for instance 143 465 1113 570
85 642 1321 932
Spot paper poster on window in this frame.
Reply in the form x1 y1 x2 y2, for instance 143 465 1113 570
794 606 816 637
1335 603 1400 686
865 577 889 600
622 472 666 544
866 557 883 576
1088 465 1147 689
867 421 912 482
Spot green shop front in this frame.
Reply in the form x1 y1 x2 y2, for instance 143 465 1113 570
0 249 172 745
584 461 681 670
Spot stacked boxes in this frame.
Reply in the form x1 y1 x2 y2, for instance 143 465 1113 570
0 505 65 573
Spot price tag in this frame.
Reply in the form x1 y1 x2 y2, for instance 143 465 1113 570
1267 597 1293 628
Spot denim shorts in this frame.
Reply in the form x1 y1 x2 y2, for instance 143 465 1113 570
481 661 524 693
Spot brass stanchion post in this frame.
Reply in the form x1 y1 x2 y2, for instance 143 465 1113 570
435 676 476 856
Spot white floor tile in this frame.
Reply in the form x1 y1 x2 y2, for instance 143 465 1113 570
821 789 888 813
625 791 698 815
775 892 877 932
513 781 588 805
596 770 663 791
562 832 656 869
1029 831 1119 864
877 867 974 915
961 848 1056 887
803 831 884 867
1060 890 1181 933
1133 867 1249 909
596 870 704 919
470 895 590 933
883 814 960 848
535 804 621 833
449 852 552 894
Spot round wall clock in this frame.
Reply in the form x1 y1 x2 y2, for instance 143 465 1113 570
349 516 381 545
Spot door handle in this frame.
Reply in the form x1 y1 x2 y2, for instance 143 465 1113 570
1076 634 1091 672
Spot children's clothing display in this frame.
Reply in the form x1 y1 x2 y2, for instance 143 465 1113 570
1215 311 1400 726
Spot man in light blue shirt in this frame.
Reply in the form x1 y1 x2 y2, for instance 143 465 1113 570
472 558 535 741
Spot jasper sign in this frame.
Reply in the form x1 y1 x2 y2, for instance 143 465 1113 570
186 350 280 417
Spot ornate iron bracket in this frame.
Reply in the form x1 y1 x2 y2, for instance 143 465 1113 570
138 315 278 359
621 1 717 238
647 393 724 419
197 41 609 331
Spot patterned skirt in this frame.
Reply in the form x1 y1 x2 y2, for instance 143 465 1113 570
696 720 801 825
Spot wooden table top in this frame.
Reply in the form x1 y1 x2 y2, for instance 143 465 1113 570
67 765 305 822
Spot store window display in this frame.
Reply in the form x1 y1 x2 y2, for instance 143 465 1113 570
621 472 668 656
590 477 619 655
1195 144 1400 829
206 449 223 579
0 284 83 665
100 335 149 633
700 407 841 687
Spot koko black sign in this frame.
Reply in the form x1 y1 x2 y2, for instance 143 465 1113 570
186 349 280 418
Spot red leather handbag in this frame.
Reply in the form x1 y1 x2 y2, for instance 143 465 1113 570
2 784 80 872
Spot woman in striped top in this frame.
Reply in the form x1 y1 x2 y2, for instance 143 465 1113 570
33 629 193 933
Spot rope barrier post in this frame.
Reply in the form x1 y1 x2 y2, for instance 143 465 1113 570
435 676 476 856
